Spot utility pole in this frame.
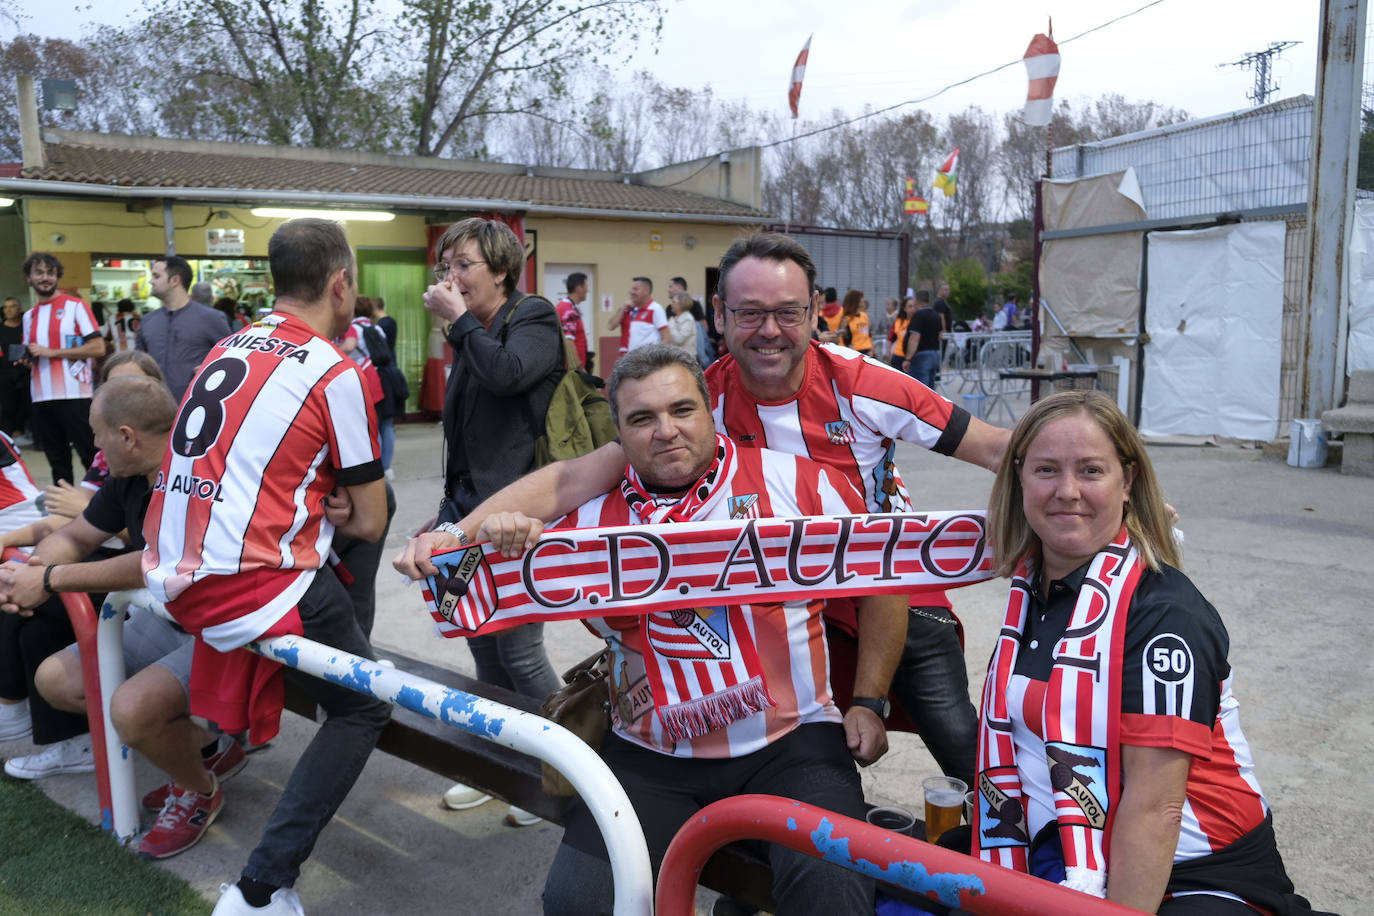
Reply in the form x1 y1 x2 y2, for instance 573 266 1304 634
1221 41 1302 105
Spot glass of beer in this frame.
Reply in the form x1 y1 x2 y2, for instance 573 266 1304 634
922 776 967 843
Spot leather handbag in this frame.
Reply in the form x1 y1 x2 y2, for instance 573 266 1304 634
540 649 611 797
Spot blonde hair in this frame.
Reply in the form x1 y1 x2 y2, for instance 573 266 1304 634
987 389 1179 577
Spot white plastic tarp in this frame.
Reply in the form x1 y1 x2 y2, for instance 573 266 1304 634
1347 197 1374 374
1140 222 1285 440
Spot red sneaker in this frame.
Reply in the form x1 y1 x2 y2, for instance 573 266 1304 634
141 737 246 812
138 775 223 859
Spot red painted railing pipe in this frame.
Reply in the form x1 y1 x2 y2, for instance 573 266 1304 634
1 548 114 833
656 795 1139 916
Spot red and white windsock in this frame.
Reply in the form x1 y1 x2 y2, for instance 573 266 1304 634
788 34 812 119
1022 25 1060 127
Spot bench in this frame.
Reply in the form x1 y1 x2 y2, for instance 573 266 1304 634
1321 369 1374 476
294 650 778 911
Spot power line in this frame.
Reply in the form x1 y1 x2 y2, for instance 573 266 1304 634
762 0 1170 150
1219 41 1301 106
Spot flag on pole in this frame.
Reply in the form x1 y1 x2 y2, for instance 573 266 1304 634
1022 22 1060 127
788 35 812 119
933 148 959 197
904 196 930 214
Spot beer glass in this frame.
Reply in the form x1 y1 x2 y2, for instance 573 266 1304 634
922 776 967 843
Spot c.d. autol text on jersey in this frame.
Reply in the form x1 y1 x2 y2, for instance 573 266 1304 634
152 470 225 502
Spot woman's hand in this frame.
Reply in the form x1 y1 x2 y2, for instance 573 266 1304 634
423 279 468 324
43 480 92 520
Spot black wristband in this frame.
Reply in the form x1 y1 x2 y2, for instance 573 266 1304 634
42 564 56 595
850 696 890 719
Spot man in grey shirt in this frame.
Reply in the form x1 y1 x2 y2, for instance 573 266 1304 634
136 256 231 400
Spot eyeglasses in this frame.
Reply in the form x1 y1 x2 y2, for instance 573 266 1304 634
724 304 811 328
432 259 486 281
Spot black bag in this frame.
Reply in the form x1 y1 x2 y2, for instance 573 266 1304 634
362 322 394 368
539 650 611 797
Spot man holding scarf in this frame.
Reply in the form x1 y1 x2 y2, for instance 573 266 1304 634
408 345 885 914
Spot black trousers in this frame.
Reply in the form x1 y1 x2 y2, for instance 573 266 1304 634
30 397 96 485
0 596 89 745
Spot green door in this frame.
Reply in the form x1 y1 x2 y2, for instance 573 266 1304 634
357 249 429 414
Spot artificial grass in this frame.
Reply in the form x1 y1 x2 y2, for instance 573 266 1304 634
0 775 206 915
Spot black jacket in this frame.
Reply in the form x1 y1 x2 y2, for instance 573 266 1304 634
442 291 562 513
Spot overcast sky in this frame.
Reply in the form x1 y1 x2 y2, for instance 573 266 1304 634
4 0 1328 131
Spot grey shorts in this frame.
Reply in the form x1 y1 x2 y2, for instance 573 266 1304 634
66 605 194 694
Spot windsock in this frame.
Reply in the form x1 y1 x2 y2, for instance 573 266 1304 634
1022 25 1060 127
788 35 811 118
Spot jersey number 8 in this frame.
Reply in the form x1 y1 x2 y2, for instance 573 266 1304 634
172 357 249 458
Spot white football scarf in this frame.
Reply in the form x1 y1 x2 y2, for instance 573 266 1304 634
973 526 1143 898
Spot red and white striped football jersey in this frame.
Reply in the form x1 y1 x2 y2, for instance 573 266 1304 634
142 313 380 649
560 445 864 758
22 294 99 402
0 432 43 534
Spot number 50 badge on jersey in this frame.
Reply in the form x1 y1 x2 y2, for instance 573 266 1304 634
422 545 498 632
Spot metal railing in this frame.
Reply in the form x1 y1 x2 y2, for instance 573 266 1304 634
54 580 654 915
655 795 1140 916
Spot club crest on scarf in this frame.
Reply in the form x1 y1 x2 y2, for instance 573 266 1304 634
727 494 759 519
421 546 498 631
825 420 856 445
648 606 731 660
977 767 1030 847
1047 742 1108 830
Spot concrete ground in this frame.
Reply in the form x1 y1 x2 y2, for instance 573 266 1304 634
2 407 1366 915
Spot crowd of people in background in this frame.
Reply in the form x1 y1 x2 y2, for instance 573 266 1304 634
0 222 1327 916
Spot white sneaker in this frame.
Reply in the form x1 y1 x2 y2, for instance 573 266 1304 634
3 734 94 779
0 700 31 741
384 467 395 481
441 781 492 810
211 883 305 915
504 804 542 827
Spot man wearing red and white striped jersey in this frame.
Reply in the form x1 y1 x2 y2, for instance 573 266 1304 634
143 218 391 916
612 276 668 355
467 346 880 915
20 253 103 485
555 272 590 371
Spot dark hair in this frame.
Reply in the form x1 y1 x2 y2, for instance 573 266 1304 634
99 349 163 384
213 296 238 324
823 287 837 303
916 289 931 303
354 296 375 319
841 289 863 315
23 253 62 278
116 298 135 314
671 276 688 289
632 276 653 292
716 233 817 303
565 272 587 294
269 218 354 302
607 344 709 425
434 217 523 296
155 255 194 290
689 299 705 321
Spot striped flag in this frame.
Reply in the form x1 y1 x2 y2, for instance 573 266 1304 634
1022 24 1060 127
788 35 812 119
934 148 960 197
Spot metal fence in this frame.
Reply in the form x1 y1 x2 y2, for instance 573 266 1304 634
1050 95 1313 223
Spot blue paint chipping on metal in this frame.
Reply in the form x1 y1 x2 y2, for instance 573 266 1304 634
101 807 112 831
787 817 798 831
809 818 985 907
394 684 438 719
437 688 505 737
322 658 376 693
100 602 119 620
121 745 130 760
269 643 300 668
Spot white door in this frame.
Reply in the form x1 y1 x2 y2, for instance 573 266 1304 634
542 263 594 352
1140 222 1285 440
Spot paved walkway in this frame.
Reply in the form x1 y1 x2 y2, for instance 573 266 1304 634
4 418 1365 914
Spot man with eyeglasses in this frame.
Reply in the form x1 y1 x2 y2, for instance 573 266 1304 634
400 232 1011 801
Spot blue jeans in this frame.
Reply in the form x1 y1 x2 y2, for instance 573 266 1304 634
888 608 978 788
467 623 560 700
378 417 395 471
908 350 941 389
242 569 392 889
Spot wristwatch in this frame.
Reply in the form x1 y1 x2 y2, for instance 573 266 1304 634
433 522 471 546
850 696 890 719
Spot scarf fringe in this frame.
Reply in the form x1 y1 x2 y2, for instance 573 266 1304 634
1062 866 1107 898
656 676 774 743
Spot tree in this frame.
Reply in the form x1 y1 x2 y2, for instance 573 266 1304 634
400 0 662 158
942 257 988 321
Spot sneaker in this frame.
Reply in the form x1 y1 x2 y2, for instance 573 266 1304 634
212 883 305 915
441 781 492 810
384 467 395 481
0 700 31 741
142 736 247 811
504 804 542 827
3 735 93 779
138 774 223 859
